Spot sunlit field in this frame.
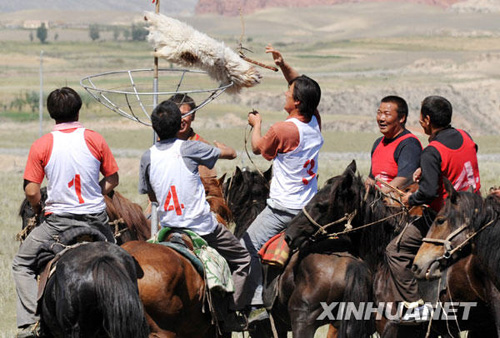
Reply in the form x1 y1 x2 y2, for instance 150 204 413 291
0 3 498 336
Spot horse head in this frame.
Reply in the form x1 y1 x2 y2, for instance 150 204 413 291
224 165 272 238
413 178 484 280
285 160 362 251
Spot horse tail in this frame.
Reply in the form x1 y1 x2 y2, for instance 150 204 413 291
338 260 374 338
93 256 149 337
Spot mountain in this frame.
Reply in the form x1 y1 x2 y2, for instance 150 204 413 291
0 0 198 16
194 0 500 16
195 0 462 16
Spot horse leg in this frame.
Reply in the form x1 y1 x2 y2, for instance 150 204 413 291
145 310 177 338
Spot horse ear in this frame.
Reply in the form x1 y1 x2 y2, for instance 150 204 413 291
340 161 355 191
264 165 273 183
346 160 357 176
218 173 226 186
444 177 458 204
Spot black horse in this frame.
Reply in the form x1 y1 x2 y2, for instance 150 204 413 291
287 161 499 338
413 180 500 337
224 164 374 338
223 166 272 239
39 241 149 337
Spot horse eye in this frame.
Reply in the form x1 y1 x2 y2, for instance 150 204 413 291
436 217 446 225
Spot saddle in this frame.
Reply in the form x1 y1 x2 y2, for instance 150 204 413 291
149 227 234 293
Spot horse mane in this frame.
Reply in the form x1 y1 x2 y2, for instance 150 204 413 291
343 173 406 269
106 191 151 241
201 176 233 226
224 166 271 238
473 193 500 285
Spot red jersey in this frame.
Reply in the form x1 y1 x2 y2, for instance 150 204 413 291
371 133 421 185
428 129 481 211
24 122 118 214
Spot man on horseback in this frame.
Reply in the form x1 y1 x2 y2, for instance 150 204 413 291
13 87 119 338
139 100 251 330
393 95 481 321
366 95 422 191
169 93 217 178
240 44 324 324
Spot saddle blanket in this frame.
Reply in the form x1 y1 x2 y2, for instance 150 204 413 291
258 231 290 268
149 227 234 293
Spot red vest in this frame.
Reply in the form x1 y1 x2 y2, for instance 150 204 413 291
428 129 481 211
371 133 420 185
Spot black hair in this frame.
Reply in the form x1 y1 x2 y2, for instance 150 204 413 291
421 96 452 128
168 94 196 112
290 75 321 119
151 100 182 140
47 87 82 122
381 95 409 126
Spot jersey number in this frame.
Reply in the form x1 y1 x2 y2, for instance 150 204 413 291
164 185 185 216
68 174 85 204
302 159 317 185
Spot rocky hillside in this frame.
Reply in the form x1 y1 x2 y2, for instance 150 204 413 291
196 0 463 16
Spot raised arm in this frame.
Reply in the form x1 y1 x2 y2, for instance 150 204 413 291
265 44 299 84
214 141 237 160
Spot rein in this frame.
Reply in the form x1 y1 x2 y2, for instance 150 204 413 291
422 218 496 261
243 122 270 189
302 206 407 239
109 218 128 238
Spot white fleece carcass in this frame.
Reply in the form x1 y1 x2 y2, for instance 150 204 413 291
144 12 261 93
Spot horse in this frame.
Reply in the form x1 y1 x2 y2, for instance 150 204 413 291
223 166 272 238
18 188 151 244
120 239 219 338
19 183 236 337
121 175 239 338
413 179 500 337
38 240 149 337
287 161 499 338
223 164 374 338
201 175 233 226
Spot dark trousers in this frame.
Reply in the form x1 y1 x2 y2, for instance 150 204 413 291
385 223 426 302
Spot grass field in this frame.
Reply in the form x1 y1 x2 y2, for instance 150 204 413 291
0 3 498 335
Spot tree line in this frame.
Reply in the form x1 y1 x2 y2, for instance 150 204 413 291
30 23 148 43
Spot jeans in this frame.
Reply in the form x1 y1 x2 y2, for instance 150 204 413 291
12 211 112 328
240 202 300 306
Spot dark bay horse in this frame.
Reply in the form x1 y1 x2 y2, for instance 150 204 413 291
223 166 272 238
223 164 373 337
39 241 149 337
413 180 500 337
287 161 498 338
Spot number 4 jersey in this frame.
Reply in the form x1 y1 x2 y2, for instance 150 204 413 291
139 139 220 236
24 123 118 215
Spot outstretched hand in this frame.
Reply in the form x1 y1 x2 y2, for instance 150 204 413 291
265 44 284 67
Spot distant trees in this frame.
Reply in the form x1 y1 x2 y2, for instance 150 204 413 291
89 24 100 41
131 24 148 41
36 23 48 44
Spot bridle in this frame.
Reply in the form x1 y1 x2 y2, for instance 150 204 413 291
301 205 407 240
422 218 496 264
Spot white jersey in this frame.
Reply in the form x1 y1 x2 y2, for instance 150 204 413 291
149 139 218 235
270 116 323 209
45 128 106 214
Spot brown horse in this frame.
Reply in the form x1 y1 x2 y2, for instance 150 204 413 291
201 175 233 226
122 176 237 338
413 179 500 337
224 164 373 338
289 162 498 338
121 240 214 338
